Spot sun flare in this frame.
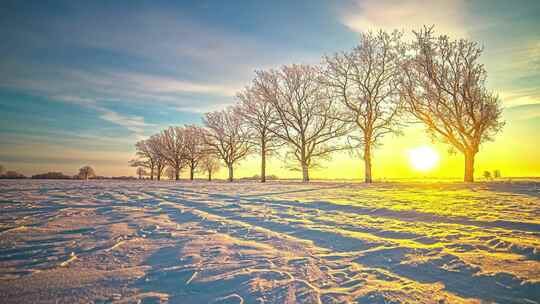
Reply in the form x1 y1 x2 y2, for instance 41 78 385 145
408 146 439 172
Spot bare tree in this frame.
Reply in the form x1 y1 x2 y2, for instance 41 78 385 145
236 85 281 182
132 139 157 179
146 134 166 180
183 125 207 180
157 127 186 180
199 153 221 181
254 64 351 182
136 167 147 179
135 140 156 180
400 27 504 182
203 107 252 182
165 167 175 180
129 158 152 177
322 30 405 183
78 166 95 180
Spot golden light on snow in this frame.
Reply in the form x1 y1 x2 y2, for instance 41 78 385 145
408 146 440 172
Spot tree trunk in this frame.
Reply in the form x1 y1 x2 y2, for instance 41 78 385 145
364 143 372 183
175 168 180 181
150 167 154 181
208 170 212 181
189 164 194 181
228 164 233 182
301 162 309 182
155 164 161 181
261 141 266 183
464 150 475 182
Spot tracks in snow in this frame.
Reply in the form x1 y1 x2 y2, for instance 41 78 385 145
139 186 540 303
1 180 539 303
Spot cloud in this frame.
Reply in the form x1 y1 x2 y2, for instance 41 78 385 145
0 128 135 148
173 102 234 114
0 3 320 129
1 61 238 100
341 0 470 38
98 109 149 138
485 42 540 106
499 90 540 107
0 60 241 116
114 72 238 97
0 7 254 127
52 95 96 107
54 95 153 139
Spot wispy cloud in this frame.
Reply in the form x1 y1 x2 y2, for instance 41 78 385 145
341 0 470 38
503 103 540 122
98 109 149 139
485 42 540 106
114 72 238 97
1 63 239 105
54 95 153 139
0 2 323 135
52 95 96 107
173 102 234 114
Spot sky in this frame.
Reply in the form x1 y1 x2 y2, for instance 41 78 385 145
0 0 539 179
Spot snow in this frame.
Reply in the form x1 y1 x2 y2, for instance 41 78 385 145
0 180 539 303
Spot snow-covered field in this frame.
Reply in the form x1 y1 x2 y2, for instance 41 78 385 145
0 180 539 303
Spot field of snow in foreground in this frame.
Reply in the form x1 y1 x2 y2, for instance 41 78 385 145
0 180 539 303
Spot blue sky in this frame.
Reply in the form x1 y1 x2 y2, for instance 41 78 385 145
1 0 539 177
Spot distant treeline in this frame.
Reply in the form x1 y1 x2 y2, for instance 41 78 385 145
0 173 138 180
0 170 26 179
31 172 73 179
30 172 136 180
0 164 137 180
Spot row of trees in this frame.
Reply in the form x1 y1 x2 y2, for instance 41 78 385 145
0 164 26 179
130 126 221 181
31 172 72 179
0 165 98 180
131 27 504 183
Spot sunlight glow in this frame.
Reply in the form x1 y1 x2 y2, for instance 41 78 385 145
408 146 440 172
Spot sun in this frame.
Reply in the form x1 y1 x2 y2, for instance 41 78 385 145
408 146 439 172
